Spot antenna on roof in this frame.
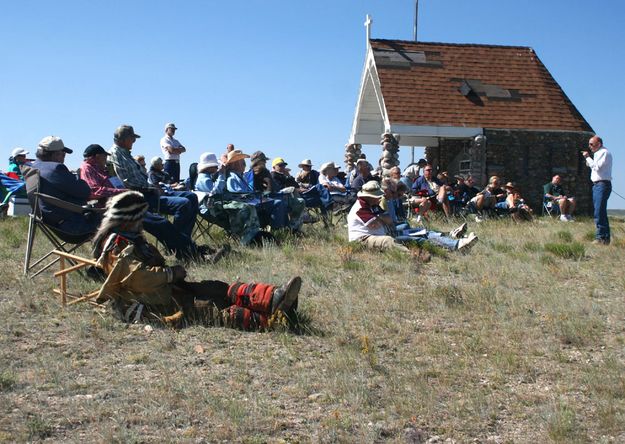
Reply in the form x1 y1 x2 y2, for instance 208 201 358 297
365 14 372 46
413 0 419 41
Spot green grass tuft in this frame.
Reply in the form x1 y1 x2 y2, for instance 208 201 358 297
544 241 585 259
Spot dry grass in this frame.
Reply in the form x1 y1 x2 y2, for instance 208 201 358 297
1 215 625 442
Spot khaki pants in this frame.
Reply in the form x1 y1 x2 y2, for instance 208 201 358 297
358 235 409 252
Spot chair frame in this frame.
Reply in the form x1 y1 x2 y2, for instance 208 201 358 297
22 167 103 276
52 250 103 306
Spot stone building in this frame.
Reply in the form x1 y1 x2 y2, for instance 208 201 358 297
349 36 594 213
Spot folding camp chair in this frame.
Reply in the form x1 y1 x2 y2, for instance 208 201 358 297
542 196 560 218
22 167 103 277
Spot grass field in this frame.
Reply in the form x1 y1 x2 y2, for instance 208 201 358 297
1 214 625 443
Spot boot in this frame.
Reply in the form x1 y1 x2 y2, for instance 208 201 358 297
270 276 302 313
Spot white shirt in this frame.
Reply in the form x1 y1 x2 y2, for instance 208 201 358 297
160 135 185 161
347 199 386 241
586 147 612 182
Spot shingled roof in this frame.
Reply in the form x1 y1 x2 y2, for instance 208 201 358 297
349 39 593 145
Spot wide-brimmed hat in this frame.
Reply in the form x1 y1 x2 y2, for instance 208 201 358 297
358 181 384 199
298 159 313 168
104 191 149 223
151 156 163 167
272 157 287 168
83 144 109 158
38 136 72 154
226 149 250 164
165 122 177 130
504 181 518 191
250 151 269 166
198 152 219 170
11 147 29 157
320 161 339 175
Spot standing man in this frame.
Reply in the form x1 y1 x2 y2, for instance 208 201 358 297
583 135 613 244
160 123 186 183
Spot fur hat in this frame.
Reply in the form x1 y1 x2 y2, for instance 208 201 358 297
105 191 149 222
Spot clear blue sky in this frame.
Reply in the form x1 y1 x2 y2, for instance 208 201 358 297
2 0 623 206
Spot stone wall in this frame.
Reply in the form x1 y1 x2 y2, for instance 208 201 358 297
425 129 594 214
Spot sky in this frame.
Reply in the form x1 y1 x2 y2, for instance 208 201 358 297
1 0 624 207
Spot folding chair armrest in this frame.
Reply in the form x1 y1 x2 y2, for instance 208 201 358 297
36 193 105 214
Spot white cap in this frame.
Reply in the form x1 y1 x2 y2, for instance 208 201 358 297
11 147 29 157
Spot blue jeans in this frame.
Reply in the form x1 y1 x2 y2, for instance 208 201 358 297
395 229 459 250
146 191 198 238
592 181 611 242
164 160 181 183
143 212 196 258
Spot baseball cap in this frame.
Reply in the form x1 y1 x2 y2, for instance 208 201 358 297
272 157 287 168
38 136 73 154
114 125 141 141
83 144 109 158
11 147 29 157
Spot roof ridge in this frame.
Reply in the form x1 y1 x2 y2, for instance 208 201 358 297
370 38 533 51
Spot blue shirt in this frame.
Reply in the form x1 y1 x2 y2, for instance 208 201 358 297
226 171 253 193
196 172 226 195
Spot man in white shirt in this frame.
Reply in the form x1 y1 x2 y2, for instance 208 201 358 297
582 135 613 244
160 123 186 183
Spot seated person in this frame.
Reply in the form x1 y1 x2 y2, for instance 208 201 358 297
133 154 147 174
348 181 477 253
79 142 216 261
469 175 506 214
80 144 127 206
148 156 185 190
319 161 353 207
389 166 413 191
544 174 575 221
195 152 269 245
246 151 274 193
454 174 480 205
270 157 305 230
502 182 533 222
93 191 301 330
409 164 451 218
109 125 198 239
402 158 427 184
225 150 290 230
350 158 380 193
30 136 99 234
8 147 31 180
295 159 320 189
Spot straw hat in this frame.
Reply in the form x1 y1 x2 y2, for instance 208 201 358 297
226 149 250 164
298 159 313 168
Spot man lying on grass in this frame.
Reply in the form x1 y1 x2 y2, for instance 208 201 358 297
93 191 302 330
347 181 478 253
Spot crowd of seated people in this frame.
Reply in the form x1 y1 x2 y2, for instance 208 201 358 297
7 123 584 284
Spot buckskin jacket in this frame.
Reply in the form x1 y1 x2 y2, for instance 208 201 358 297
96 232 176 305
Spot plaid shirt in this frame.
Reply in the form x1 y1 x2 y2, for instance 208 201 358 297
80 158 126 201
109 144 150 190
